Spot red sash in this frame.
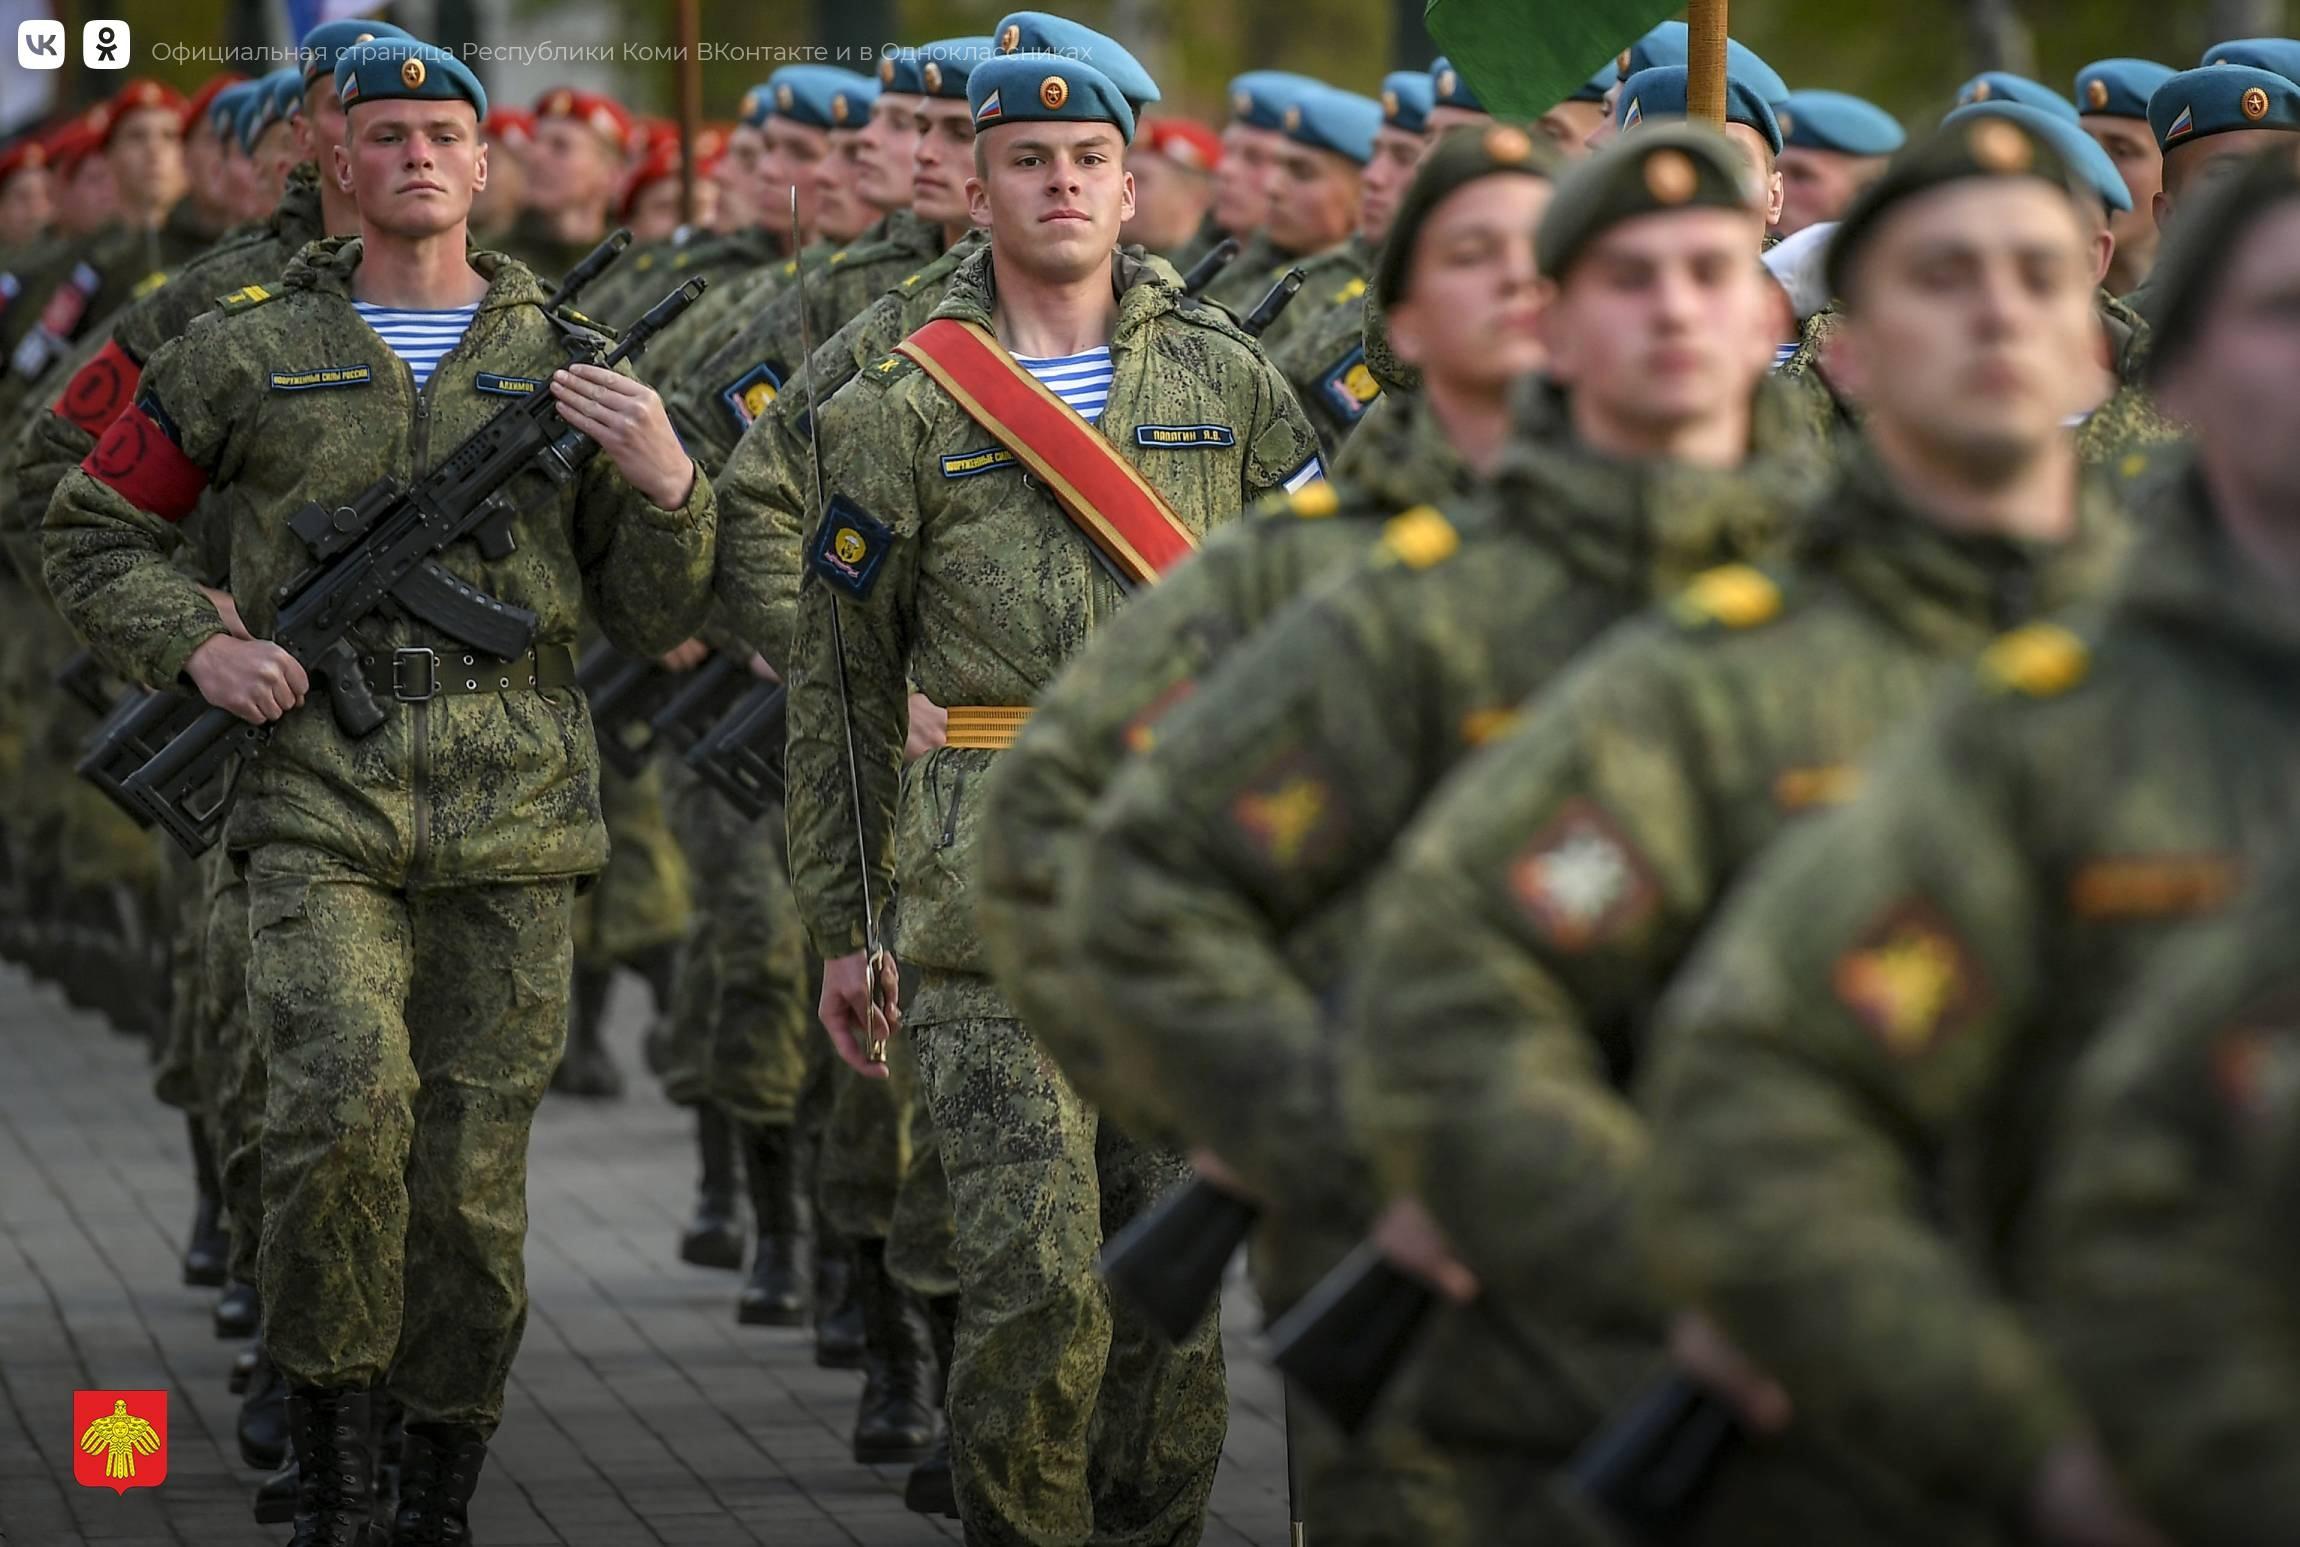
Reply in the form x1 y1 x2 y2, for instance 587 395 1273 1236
896 318 1197 586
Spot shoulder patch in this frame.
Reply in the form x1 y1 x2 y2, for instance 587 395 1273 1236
1509 799 1661 952
1318 345 1381 426
1671 565 1782 630
1981 622 2088 697
214 283 274 313
1379 505 1459 570
1831 899 1989 1060
810 493 897 598
718 360 785 433
1287 482 1339 519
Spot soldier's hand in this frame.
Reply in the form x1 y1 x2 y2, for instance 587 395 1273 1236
1370 1197 1480 1305
659 637 710 672
551 363 696 510
820 948 902 1078
1669 1312 1792 1435
2026 1438 2172 1547
185 635 309 724
196 584 253 641
747 652 781 682
905 693 947 764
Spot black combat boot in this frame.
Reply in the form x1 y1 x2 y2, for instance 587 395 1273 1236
231 1343 260 1395
851 1239 935 1464
255 1456 300 1523
215 1278 260 1339
182 1116 229 1287
284 1386 380 1546
813 1238 864 1368
677 1107 745 1270
239 1345 289 1468
904 1293 961 1517
735 1123 812 1326
391 1421 488 1546
549 961 623 1098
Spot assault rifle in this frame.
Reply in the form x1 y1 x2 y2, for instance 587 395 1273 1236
685 676 787 820
1177 237 1241 297
574 643 683 777
118 273 709 856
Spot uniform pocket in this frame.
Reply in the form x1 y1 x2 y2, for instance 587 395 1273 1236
892 746 993 974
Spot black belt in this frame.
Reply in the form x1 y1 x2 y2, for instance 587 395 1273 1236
357 642 580 704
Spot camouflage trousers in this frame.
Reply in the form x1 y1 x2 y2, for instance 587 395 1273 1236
821 1035 957 1297
207 860 260 1288
573 759 691 968
910 970 1225 1547
247 842 572 1430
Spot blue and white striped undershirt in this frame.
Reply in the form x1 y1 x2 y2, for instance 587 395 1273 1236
1016 345 1114 422
352 301 479 389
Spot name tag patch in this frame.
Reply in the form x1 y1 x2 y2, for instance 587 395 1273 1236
1134 423 1236 448
810 493 896 599
270 364 373 391
940 445 1019 479
475 372 542 396
1319 345 1380 424
719 360 785 433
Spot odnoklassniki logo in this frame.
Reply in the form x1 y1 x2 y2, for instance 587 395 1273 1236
74 1390 168 1493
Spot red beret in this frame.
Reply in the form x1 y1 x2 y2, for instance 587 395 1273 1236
617 143 683 219
181 73 249 135
1137 117 1222 173
484 107 536 149
91 79 189 149
46 113 107 173
535 86 633 155
0 135 51 184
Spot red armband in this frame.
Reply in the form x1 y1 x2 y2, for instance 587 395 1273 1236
81 400 208 522
53 338 142 436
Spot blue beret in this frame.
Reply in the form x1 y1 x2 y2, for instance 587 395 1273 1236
763 67 874 132
2150 62 2300 150
910 38 993 102
876 47 923 96
208 80 256 138
2075 58 2175 118
297 18 411 85
1956 72 2079 122
1430 57 1484 113
1777 90 1903 156
230 78 275 152
993 15 1159 113
1280 86 1382 165
1617 64 1782 156
335 39 488 122
1568 62 1616 105
2201 38 2300 82
1229 71 1322 132
264 66 304 127
1379 71 1433 134
1621 22 1789 106
969 53 1136 143
1942 101 2131 211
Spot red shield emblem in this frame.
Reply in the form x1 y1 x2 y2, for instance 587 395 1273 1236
73 1389 168 1493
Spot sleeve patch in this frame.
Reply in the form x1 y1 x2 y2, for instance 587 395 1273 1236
1830 900 1989 1060
1134 423 1237 448
718 360 785 433
82 395 209 521
1378 505 1457 569
809 493 896 598
1508 799 1660 952
53 337 142 435
1226 749 1348 870
1318 345 1381 425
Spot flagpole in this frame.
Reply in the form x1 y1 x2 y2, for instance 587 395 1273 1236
675 0 702 225
1687 0 1728 124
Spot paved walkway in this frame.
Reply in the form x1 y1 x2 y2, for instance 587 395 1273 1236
0 969 1291 1546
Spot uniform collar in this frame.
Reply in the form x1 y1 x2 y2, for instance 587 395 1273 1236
271 162 325 247
932 240 1184 350
284 233 549 312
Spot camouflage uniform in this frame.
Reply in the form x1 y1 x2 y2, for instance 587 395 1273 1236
2036 858 2300 1547
1249 232 1371 364
781 243 1319 1546
0 211 205 421
1636 467 2300 1525
1338 454 2131 1542
1195 230 1291 320
664 209 946 472
580 225 783 332
43 236 718 1428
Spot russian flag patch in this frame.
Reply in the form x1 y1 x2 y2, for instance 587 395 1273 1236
2165 103 2194 141
976 88 1003 123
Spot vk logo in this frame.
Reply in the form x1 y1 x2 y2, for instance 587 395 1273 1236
19 19 66 68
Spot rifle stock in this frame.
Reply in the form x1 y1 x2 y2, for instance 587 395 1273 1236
645 650 749 754
1263 1242 1436 1436
1565 1374 1743 1544
53 649 112 716
575 642 679 777
685 677 787 819
1178 237 1241 297
1096 1177 1258 1344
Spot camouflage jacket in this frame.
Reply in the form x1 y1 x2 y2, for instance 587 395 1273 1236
647 239 834 389
579 224 783 331
1637 468 2300 1519
710 230 991 669
976 393 1473 1101
2036 855 2300 1547
5 164 330 597
1334 455 2131 1454
1069 379 1831 1215
1 214 209 422
43 236 718 883
1269 257 1381 459
1251 232 1371 362
1197 230 1291 320
783 243 1321 978
665 209 947 471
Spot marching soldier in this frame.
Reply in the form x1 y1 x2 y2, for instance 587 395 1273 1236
2072 58 2173 295
1198 71 1322 317
1123 116 1223 265
1772 89 1903 236
778 47 1318 1545
43 38 716 1543
1635 142 2300 1547
1250 85 1380 362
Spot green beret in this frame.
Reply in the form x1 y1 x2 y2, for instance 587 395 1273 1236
297 18 411 85
1537 123 1759 278
2150 63 2300 151
2146 146 2300 381
969 53 1135 143
1376 122 1562 306
1825 115 2090 299
335 39 488 122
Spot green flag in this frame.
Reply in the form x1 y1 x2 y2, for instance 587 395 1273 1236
1425 0 1684 121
